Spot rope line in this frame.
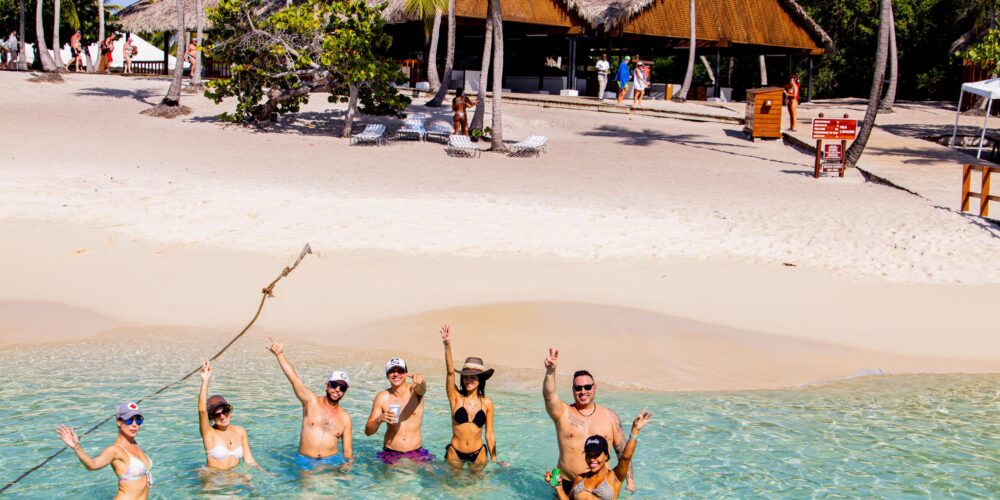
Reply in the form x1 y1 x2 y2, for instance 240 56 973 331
0 244 313 495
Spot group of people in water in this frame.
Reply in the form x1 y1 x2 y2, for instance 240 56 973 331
56 325 652 499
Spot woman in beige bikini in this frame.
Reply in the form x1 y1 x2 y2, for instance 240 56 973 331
452 88 478 135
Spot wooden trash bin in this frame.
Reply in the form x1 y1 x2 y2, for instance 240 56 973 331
744 87 784 139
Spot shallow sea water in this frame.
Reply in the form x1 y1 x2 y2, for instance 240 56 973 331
1 331 998 498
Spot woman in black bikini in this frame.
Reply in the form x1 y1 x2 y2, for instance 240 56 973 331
440 324 499 470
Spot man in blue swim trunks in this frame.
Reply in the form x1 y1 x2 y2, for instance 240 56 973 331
267 337 353 471
365 357 434 465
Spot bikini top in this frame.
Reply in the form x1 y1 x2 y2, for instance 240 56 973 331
115 445 152 484
572 473 615 500
453 399 486 428
206 445 244 461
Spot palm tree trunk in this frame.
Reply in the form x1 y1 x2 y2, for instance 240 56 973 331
163 2 186 106
470 3 492 132
845 0 892 170
98 0 104 52
674 0 696 102
426 10 441 91
878 2 897 112
191 0 204 85
52 0 65 69
35 0 58 71
84 43 94 72
341 85 360 138
489 0 504 151
17 0 27 70
759 54 767 85
426 0 455 106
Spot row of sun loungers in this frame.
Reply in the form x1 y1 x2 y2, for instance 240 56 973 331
350 115 546 157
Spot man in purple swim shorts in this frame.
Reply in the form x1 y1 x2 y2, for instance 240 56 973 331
365 358 435 464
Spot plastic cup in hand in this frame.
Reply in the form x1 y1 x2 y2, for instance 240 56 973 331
388 404 401 424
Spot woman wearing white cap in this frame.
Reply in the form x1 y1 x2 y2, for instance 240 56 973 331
440 324 501 470
56 402 153 499
197 360 263 471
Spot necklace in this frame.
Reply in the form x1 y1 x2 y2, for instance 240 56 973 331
576 404 597 417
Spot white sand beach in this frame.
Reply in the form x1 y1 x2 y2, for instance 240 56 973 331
1 71 998 391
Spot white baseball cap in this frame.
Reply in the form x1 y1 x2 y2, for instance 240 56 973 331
328 370 350 387
385 358 407 374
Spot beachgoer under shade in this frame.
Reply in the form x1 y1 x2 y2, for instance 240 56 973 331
452 88 478 136
632 61 648 108
197 360 263 471
546 409 652 499
365 357 434 465
542 349 635 496
784 74 801 132
595 54 610 102
440 324 503 470
615 56 631 106
266 337 353 471
57 402 153 500
69 31 83 72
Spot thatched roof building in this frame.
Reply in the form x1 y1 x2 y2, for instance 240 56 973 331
116 0 217 33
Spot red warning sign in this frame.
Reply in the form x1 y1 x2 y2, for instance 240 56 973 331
823 143 843 161
812 118 857 140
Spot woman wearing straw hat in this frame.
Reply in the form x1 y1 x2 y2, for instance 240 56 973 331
197 360 263 472
440 324 501 470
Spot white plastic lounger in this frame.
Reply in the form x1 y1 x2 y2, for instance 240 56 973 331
350 124 386 146
508 135 547 157
395 123 425 141
425 123 454 143
446 135 481 158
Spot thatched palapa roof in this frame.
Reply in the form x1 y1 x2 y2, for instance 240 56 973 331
116 0 218 33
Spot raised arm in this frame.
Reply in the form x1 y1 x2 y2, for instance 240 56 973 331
56 425 119 472
411 373 427 397
542 348 565 421
610 409 636 492
198 360 214 443
441 325 459 402
266 337 314 405
614 408 652 483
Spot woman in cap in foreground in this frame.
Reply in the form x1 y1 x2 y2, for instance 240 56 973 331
440 324 502 470
547 408 652 499
198 360 263 471
56 402 153 499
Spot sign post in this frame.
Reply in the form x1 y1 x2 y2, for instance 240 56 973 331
811 114 858 178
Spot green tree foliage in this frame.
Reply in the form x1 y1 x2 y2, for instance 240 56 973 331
204 0 410 129
961 27 1000 73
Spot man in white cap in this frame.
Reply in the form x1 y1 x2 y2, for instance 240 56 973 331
364 357 432 464
266 337 353 470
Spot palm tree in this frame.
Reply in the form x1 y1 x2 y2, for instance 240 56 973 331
845 0 892 170
52 0 66 69
489 0 503 151
98 0 105 58
878 2 897 112
17 0 27 70
35 0 59 71
406 0 446 91
426 0 455 107
191 0 205 86
470 1 492 132
142 0 189 117
673 0 696 102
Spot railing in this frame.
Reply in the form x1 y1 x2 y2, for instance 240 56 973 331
131 61 165 75
127 60 231 79
961 164 999 217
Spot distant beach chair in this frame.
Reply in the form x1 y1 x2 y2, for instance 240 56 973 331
508 135 548 157
425 123 454 143
446 135 481 158
350 124 386 146
394 122 426 141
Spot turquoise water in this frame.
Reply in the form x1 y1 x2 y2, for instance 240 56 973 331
1 331 998 498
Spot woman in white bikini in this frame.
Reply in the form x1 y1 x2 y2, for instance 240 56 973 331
198 360 263 471
57 402 153 500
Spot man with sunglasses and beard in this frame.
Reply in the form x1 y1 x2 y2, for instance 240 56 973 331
543 348 634 496
365 357 433 464
267 337 353 471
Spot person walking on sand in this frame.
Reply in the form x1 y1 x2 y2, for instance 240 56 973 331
440 324 503 470
365 357 433 465
595 54 610 102
57 402 152 500
266 337 354 471
186 39 199 78
98 33 116 73
615 56 631 106
632 61 649 108
784 74 801 132
452 88 478 135
546 409 652 499
542 348 634 496
122 36 135 75
197 360 264 471
69 30 83 72
6 32 19 69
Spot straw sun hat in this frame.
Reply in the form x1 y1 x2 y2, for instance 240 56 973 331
455 357 494 380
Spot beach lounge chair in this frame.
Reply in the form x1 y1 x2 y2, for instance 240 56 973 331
425 123 454 143
394 122 426 141
350 124 386 146
446 135 481 158
508 135 548 157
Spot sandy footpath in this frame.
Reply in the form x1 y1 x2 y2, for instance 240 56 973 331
1 72 998 390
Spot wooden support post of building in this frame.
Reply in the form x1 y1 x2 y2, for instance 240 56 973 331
162 31 169 75
567 36 577 91
807 57 814 103
714 48 721 99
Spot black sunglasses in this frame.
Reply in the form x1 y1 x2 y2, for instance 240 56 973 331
213 406 232 417
327 381 349 392
387 367 407 375
573 384 594 392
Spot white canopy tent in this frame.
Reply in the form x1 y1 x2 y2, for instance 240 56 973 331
950 78 1000 159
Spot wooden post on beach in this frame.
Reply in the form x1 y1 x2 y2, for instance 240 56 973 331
983 167 993 217
962 164 972 212
813 112 824 178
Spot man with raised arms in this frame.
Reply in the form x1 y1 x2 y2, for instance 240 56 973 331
365 357 434 464
543 348 634 495
267 337 353 471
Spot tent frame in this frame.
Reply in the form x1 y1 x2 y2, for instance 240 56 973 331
950 80 1000 159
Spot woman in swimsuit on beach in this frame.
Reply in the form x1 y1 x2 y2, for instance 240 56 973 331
547 408 651 499
452 88 478 136
197 360 263 472
440 324 500 470
57 402 153 500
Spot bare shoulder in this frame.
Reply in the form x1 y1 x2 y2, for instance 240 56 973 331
373 390 390 404
233 425 248 435
482 395 494 407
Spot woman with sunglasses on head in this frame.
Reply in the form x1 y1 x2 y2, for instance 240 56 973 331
198 360 263 471
440 324 503 470
56 402 152 499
